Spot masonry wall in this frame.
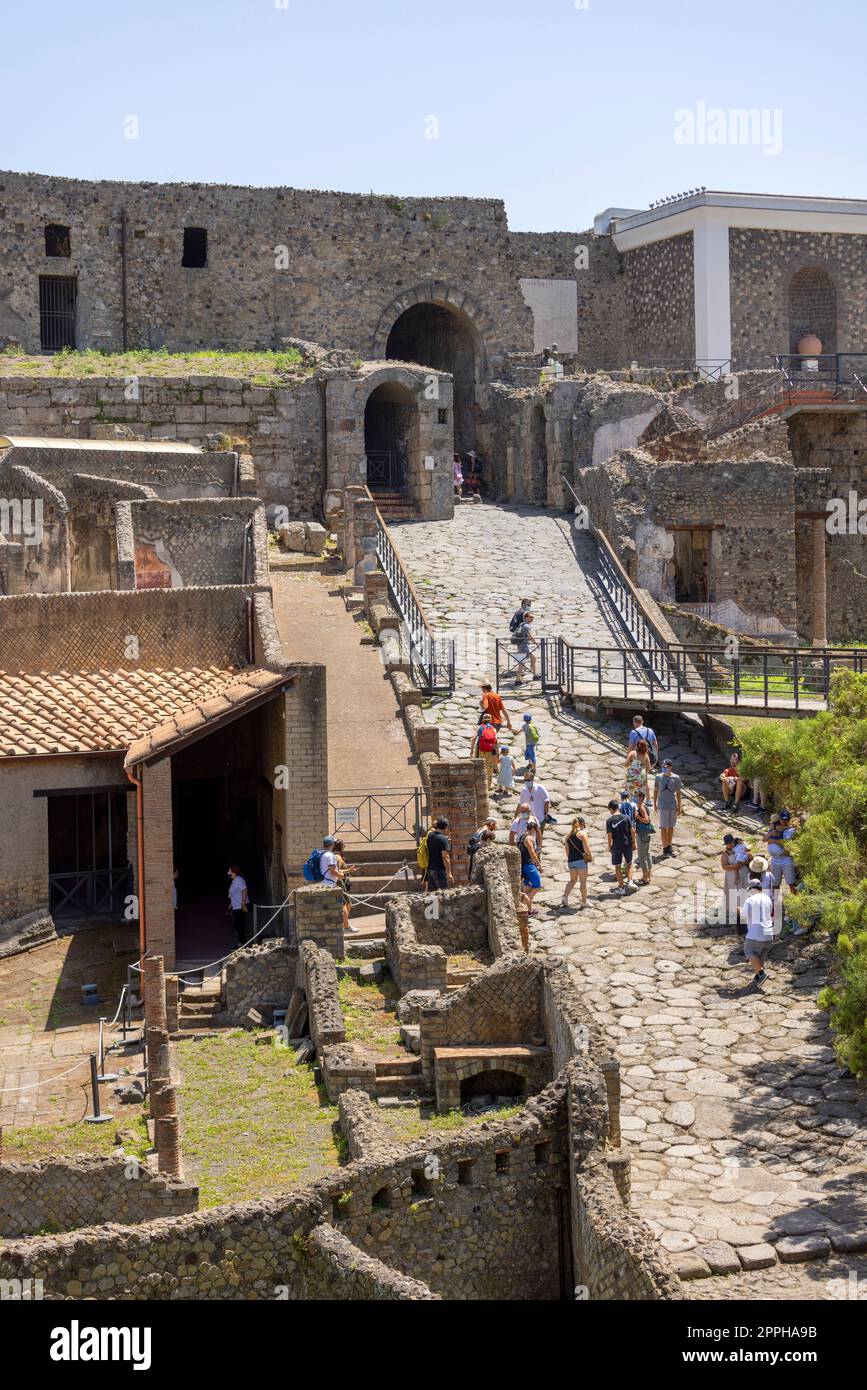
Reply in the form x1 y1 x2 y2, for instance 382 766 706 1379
509 230 628 368
0 754 127 923
128 498 262 587
622 234 696 363
729 228 867 365
222 940 297 1025
0 584 250 671
0 172 532 363
0 374 323 512
0 1155 197 1238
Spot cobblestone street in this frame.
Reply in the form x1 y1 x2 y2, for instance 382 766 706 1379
392 503 867 1294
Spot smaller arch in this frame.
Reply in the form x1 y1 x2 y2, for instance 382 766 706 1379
788 265 837 356
459 1067 527 1106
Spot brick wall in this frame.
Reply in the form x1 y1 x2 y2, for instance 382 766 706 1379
622 235 696 363
141 759 175 965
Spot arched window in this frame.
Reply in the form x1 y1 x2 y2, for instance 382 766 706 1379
789 267 837 356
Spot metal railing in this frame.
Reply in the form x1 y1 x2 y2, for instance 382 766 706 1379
548 641 867 712
328 787 427 844
374 508 455 694
366 449 407 492
49 866 132 919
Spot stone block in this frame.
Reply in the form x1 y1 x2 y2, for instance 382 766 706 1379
672 1253 712 1280
279 521 307 552
737 1243 777 1271
305 522 327 555
776 1234 831 1263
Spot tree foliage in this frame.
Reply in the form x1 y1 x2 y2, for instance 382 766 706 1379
737 670 867 1075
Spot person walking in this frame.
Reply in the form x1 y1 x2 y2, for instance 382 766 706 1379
606 799 636 895
742 876 776 988
480 683 514 735
471 713 500 789
634 789 654 884
625 738 652 799
561 816 592 908
495 745 516 798
509 802 540 851
517 817 543 915
509 598 533 634
628 713 659 767
749 855 782 934
520 769 551 840
522 712 541 770
467 818 498 879
423 818 454 891
513 611 537 685
653 758 683 858
227 864 249 944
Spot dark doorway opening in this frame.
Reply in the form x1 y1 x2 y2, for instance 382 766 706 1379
459 1069 526 1106
386 301 480 455
182 227 208 269
673 528 712 603
364 381 415 493
171 713 270 962
47 790 131 918
45 224 71 258
39 275 77 351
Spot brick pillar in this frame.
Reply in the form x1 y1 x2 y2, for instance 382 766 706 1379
427 759 484 884
150 1077 177 1121
141 760 176 968
280 667 328 881
294 884 345 958
142 956 167 1032
165 976 179 1034
811 516 828 646
155 1114 182 1178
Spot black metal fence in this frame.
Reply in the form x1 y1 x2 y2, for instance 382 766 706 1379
374 514 455 694
328 788 427 844
366 449 407 492
49 866 132 919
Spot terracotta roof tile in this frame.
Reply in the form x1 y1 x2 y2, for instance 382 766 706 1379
0 667 287 760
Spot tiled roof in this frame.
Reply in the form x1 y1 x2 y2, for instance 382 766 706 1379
0 667 288 760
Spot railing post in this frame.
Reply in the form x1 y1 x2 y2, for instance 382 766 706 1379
597 648 602 700
793 649 800 712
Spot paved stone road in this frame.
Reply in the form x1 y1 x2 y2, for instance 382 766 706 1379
391 503 867 1295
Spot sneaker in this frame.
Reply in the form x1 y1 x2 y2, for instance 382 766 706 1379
754 969 768 985
791 926 809 937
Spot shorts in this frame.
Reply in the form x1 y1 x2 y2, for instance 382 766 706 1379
524 743 537 765
611 843 633 867
567 860 587 872
522 865 542 890
771 857 796 887
657 805 678 830
744 937 773 963
425 868 448 891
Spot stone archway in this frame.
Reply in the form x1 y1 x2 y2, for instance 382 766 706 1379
789 266 837 356
373 286 490 457
363 379 417 496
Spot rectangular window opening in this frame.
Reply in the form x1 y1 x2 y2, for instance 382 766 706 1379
495 1150 510 1175
458 1159 474 1186
182 226 208 268
45 224 71 258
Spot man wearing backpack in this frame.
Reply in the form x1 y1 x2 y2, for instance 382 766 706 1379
513 611 537 686
509 598 533 635
472 713 500 788
629 713 659 768
467 818 497 880
422 817 454 892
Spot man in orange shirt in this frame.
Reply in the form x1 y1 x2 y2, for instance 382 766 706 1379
480 683 514 734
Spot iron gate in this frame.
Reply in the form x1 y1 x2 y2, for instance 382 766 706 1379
39 275 77 350
328 788 427 843
366 449 407 492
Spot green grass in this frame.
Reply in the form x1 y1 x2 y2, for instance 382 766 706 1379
337 975 402 1054
175 1031 343 1207
377 1103 525 1146
1 1114 150 1163
0 347 311 382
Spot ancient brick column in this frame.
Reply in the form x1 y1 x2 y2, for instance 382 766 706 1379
142 956 167 1032
811 516 828 646
427 759 485 884
164 975 179 1034
149 1077 177 1121
155 1114 182 1179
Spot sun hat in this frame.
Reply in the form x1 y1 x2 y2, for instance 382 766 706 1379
750 856 769 873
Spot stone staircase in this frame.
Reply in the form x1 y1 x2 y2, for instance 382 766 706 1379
177 971 225 1030
346 846 423 922
370 490 417 522
374 1055 430 1103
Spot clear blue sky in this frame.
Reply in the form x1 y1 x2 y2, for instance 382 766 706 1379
5 0 865 230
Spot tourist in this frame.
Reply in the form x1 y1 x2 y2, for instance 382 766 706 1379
423 817 454 891
471 712 500 788
517 817 543 915
480 682 514 734
634 789 654 884
453 453 464 497
513 610 537 685
742 876 776 988
467 819 498 880
721 834 750 929
227 864 248 944
653 758 683 858
625 738 652 799
509 597 533 634
765 813 798 893
495 745 516 798
720 751 748 811
606 798 636 895
749 855 782 934
561 815 592 908
509 802 540 851
522 712 541 769
628 713 659 767
320 836 357 934
619 788 637 824
521 769 552 839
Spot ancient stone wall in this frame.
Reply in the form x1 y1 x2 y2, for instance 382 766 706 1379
127 498 264 588
622 235 696 363
419 955 546 1086
729 228 867 364
0 1155 198 1238
0 172 532 362
222 940 297 1025
509 230 629 368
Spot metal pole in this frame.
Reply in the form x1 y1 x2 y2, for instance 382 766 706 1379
85 1053 113 1124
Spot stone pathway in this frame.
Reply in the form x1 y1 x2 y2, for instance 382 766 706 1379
391 503 867 1295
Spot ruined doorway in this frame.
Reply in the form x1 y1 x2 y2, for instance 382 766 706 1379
39 275 77 351
459 1069 526 1106
386 302 480 455
364 381 415 493
672 528 711 603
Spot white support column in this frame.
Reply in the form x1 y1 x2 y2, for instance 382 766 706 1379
693 216 733 368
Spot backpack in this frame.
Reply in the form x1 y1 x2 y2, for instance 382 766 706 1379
467 830 485 858
509 608 525 634
416 832 431 871
303 848 324 882
511 622 530 647
478 725 498 753
525 721 540 746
